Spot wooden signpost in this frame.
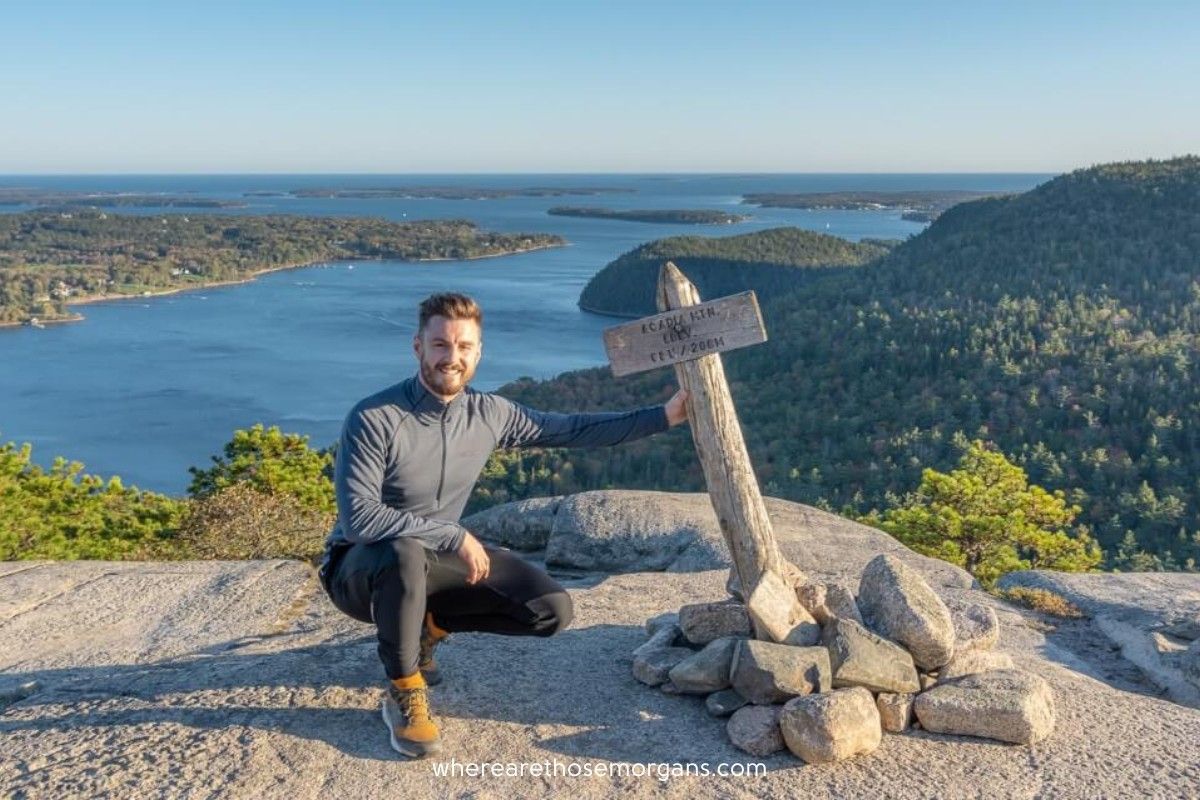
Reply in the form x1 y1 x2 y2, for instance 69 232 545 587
602 261 789 605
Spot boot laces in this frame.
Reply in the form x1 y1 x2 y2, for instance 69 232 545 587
398 685 433 725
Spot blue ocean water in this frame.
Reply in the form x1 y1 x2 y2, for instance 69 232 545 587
0 173 1048 494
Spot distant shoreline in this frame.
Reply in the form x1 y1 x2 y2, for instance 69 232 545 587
0 241 564 330
547 206 749 225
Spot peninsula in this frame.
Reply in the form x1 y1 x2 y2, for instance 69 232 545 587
742 190 1006 221
548 207 749 225
0 188 244 209
0 210 565 327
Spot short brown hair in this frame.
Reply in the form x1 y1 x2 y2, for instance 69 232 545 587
418 292 483 333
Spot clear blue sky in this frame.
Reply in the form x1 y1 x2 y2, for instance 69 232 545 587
2 0 1197 173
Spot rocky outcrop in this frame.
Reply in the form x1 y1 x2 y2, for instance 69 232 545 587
467 491 977 588
998 570 1200 708
4 499 1200 798
461 496 562 550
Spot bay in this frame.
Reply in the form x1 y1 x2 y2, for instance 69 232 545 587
0 173 1047 494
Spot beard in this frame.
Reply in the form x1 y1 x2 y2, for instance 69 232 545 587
419 357 476 397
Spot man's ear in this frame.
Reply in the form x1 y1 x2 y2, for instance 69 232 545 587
412 334 422 359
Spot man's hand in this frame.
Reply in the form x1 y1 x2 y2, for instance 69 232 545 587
665 387 690 427
457 531 491 585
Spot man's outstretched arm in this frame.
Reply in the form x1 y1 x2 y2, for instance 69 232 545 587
498 388 688 449
334 407 467 551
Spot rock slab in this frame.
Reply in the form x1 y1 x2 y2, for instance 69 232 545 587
823 618 920 694
668 636 740 694
679 602 753 645
940 650 1016 680
914 669 1056 745
730 640 831 704
632 647 694 687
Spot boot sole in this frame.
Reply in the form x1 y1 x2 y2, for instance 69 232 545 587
382 701 442 758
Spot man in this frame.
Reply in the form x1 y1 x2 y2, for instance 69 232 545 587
319 292 688 758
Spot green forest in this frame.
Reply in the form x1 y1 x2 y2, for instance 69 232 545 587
482 157 1200 571
0 210 563 324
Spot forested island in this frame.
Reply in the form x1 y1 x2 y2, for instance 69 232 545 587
547 206 749 225
577 227 893 317
0 211 564 326
742 190 1006 221
0 188 244 209
483 157 1200 572
283 186 634 200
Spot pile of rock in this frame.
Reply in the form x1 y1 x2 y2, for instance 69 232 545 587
631 554 1056 762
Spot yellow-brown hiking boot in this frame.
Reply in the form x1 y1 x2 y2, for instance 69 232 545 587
419 611 450 686
382 673 441 758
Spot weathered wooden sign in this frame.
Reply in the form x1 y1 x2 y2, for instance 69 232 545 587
602 291 767 377
603 262 789 621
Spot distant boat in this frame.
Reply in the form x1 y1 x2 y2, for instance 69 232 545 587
28 317 45 329
347 265 355 270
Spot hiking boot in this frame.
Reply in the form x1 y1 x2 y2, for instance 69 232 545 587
381 673 441 758
419 611 449 686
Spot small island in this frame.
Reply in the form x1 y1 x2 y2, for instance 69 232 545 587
547 207 749 225
742 190 1006 221
0 188 245 209
578 227 892 317
0 210 565 327
282 186 635 200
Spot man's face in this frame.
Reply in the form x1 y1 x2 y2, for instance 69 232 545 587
413 315 482 398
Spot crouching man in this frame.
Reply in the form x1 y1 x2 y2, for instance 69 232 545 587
319 292 688 757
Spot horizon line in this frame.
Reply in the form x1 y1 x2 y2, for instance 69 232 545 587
0 169 1061 178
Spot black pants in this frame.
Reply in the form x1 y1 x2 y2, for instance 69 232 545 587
323 538 574 680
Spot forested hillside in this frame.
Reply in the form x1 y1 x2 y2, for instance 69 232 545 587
486 157 1200 570
577 227 892 317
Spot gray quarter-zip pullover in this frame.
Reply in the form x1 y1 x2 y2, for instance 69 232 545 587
321 374 670 565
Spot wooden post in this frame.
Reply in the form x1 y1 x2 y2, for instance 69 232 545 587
654 262 784 596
